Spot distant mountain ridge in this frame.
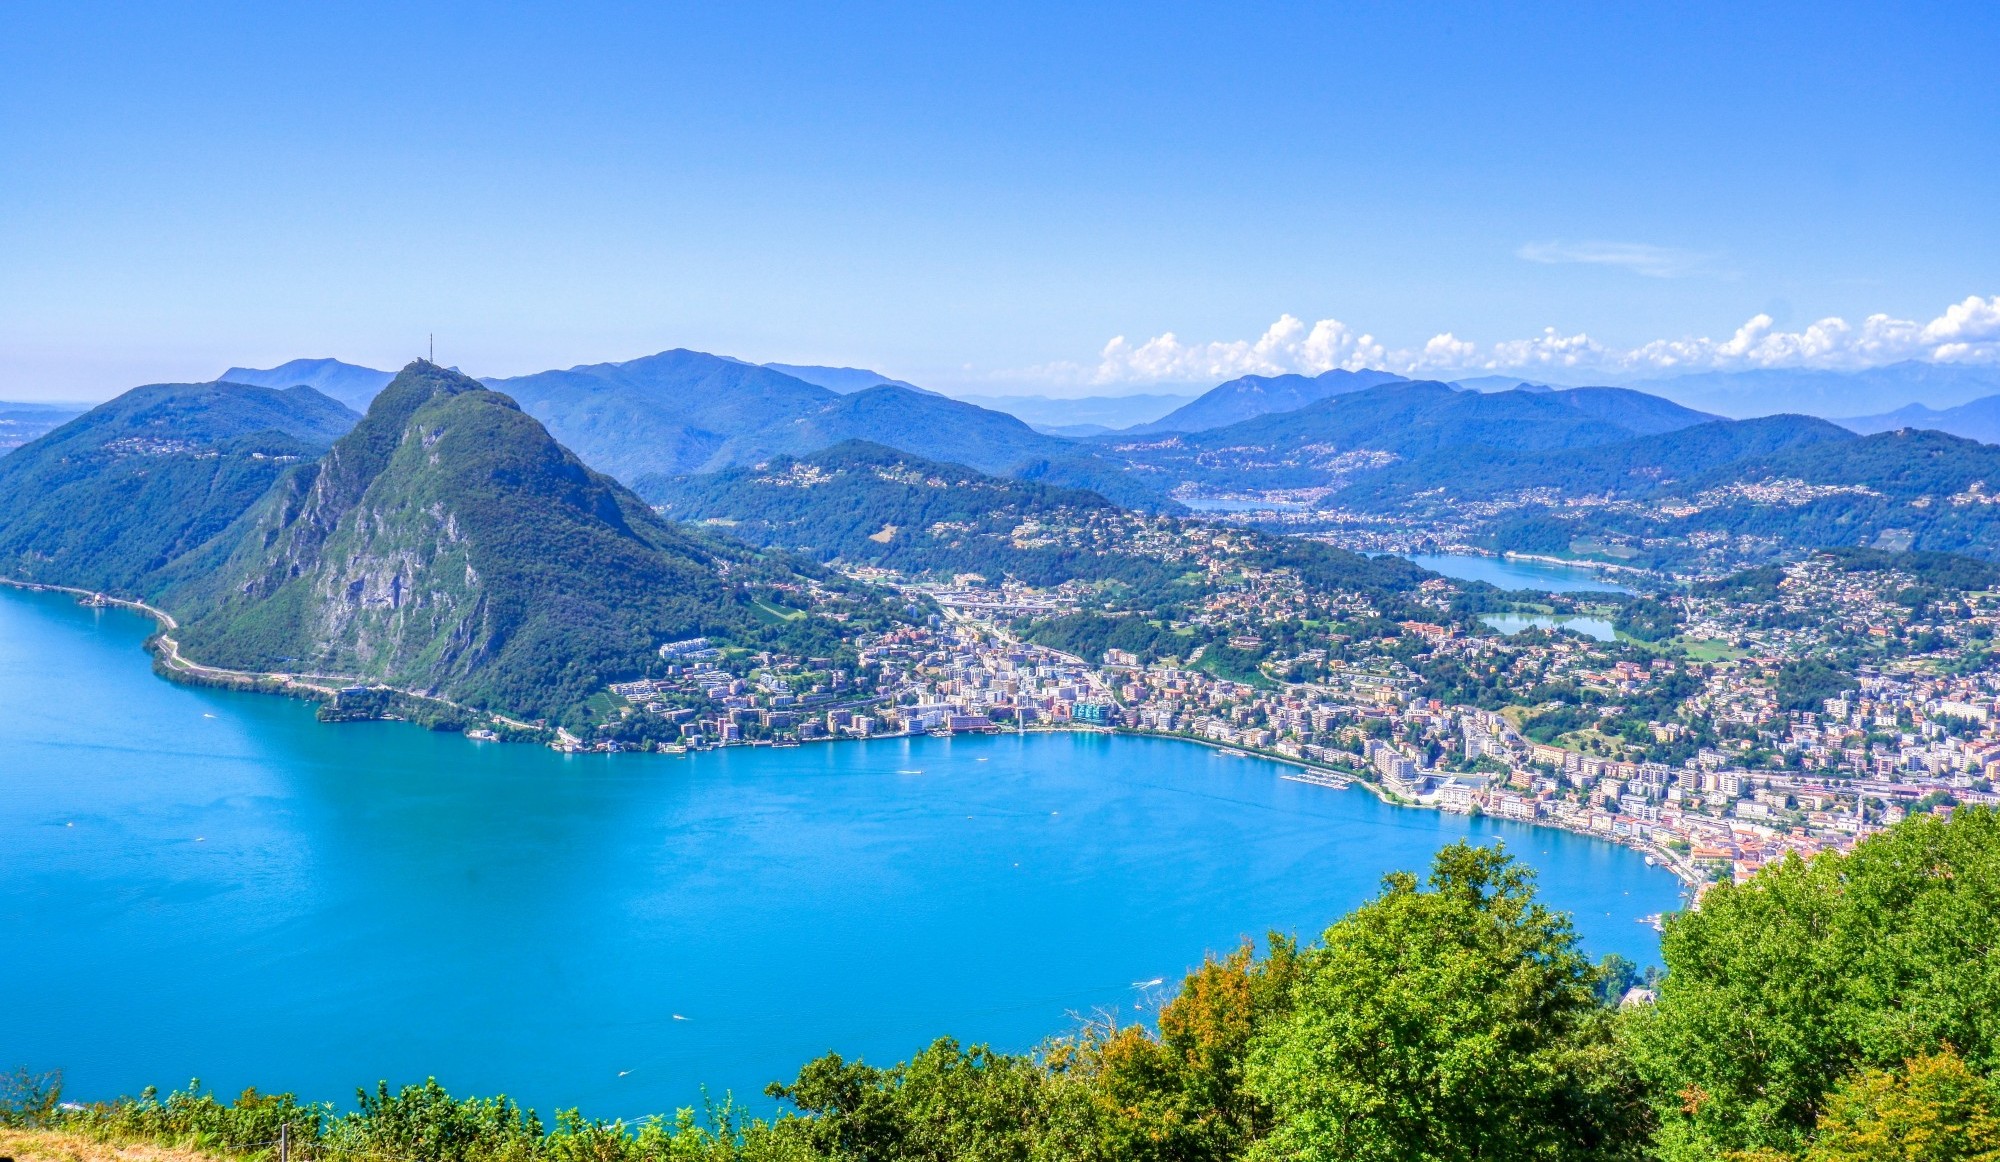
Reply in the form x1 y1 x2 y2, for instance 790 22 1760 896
220 358 396 412
953 392 1198 433
1125 368 1409 435
761 363 933 395
1631 360 2000 419
1840 394 2000 445
484 349 1169 510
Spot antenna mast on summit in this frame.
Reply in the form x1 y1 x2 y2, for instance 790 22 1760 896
429 333 434 363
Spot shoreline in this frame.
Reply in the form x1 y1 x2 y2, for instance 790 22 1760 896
0 578 544 737
0 578 1699 892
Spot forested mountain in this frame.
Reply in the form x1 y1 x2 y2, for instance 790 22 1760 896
649 439 1165 587
1123 368 1408 434
482 349 1163 507
0 381 358 593
482 350 836 480
1842 393 2000 444
169 363 807 720
219 358 396 411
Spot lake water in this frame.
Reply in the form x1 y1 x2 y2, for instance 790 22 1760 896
1481 613 1620 642
1409 553 1634 594
0 587 1682 1118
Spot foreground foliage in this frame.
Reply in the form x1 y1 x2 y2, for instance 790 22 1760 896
16 815 2000 1162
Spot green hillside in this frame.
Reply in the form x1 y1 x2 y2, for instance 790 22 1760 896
649 439 1171 587
169 363 855 722
0 381 358 594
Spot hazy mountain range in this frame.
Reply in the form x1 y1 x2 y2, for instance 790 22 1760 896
1840 394 2000 445
206 351 2000 444
953 392 1197 435
1629 360 2000 420
221 357 396 412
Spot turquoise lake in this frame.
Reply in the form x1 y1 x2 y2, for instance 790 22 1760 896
0 586 1683 1118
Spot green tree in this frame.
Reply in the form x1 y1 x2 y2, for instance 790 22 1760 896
764 1038 1057 1161
1629 810 2000 1162
1244 842 1648 1162
1050 936 1302 1162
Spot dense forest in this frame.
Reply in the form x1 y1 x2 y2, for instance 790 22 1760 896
14 810 2000 1162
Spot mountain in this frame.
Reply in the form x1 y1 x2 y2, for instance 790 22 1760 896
761 363 932 394
168 363 782 721
483 349 838 480
1632 360 2000 419
1124 368 1409 435
953 392 1198 432
0 402 87 451
1840 394 2000 445
488 349 1166 509
220 358 396 412
0 381 359 594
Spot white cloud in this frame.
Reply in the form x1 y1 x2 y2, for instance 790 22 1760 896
1026 314 1390 387
1516 240 1724 279
1025 294 2000 386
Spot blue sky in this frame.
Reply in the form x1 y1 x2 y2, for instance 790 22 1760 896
1 1 1994 400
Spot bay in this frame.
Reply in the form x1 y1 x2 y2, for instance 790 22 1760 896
0 586 1682 1118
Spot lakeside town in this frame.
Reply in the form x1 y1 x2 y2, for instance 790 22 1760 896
584 547 2000 893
